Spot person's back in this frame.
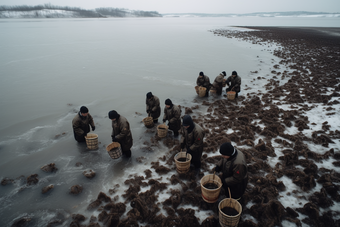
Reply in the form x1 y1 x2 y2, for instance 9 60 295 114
212 71 226 95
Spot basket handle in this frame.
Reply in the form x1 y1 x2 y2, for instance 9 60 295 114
228 187 231 199
213 171 216 182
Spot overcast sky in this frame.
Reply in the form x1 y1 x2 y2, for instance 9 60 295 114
1 0 339 14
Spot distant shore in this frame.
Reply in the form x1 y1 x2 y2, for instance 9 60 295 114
0 5 339 18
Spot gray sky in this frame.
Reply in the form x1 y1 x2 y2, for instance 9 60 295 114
1 0 339 14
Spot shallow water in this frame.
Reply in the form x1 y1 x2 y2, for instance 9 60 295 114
0 17 339 226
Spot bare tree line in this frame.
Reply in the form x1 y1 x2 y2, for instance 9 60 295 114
0 4 162 17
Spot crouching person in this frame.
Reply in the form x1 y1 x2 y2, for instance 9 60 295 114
72 106 95 142
214 142 248 200
180 115 205 170
163 99 181 137
146 92 161 123
108 110 133 158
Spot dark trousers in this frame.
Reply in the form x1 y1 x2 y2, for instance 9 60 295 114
216 87 223 96
123 149 131 157
187 148 203 169
223 178 248 199
74 133 86 142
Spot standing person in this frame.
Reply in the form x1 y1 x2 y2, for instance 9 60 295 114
162 99 181 137
225 71 241 98
212 71 226 95
72 106 95 142
108 110 133 157
180 115 205 169
214 142 248 200
196 71 211 97
146 92 161 123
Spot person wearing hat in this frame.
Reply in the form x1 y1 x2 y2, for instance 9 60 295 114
212 71 227 95
225 71 241 98
214 142 248 200
180 115 205 169
196 72 211 97
146 92 161 123
162 99 181 137
72 106 95 142
108 110 133 157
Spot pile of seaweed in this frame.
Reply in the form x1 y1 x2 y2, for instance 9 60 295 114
8 27 340 227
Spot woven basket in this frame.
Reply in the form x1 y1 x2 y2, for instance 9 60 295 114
143 116 154 128
227 91 236 100
174 152 192 174
200 174 222 203
157 124 168 138
106 142 122 159
195 86 200 95
198 86 206 97
85 133 98 150
218 188 242 227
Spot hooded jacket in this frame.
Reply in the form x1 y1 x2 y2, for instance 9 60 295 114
111 115 133 152
212 73 225 88
216 150 248 199
226 75 241 92
146 95 161 119
72 112 95 139
163 104 181 132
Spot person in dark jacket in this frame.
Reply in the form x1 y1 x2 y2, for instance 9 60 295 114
146 92 161 123
72 106 95 142
163 99 181 137
225 71 241 98
214 142 248 200
212 71 226 95
196 71 211 97
109 110 133 157
180 115 205 169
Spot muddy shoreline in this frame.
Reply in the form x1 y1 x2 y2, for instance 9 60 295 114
8 27 340 227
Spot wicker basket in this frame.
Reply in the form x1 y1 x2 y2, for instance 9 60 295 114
85 133 98 150
200 174 222 203
218 188 242 227
227 91 236 100
198 86 206 97
143 116 154 128
157 124 168 138
174 152 192 174
106 142 122 159
195 86 200 95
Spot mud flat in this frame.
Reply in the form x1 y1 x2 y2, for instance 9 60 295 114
62 27 340 227
7 27 340 227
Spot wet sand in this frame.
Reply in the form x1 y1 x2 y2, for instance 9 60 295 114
10 27 340 226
